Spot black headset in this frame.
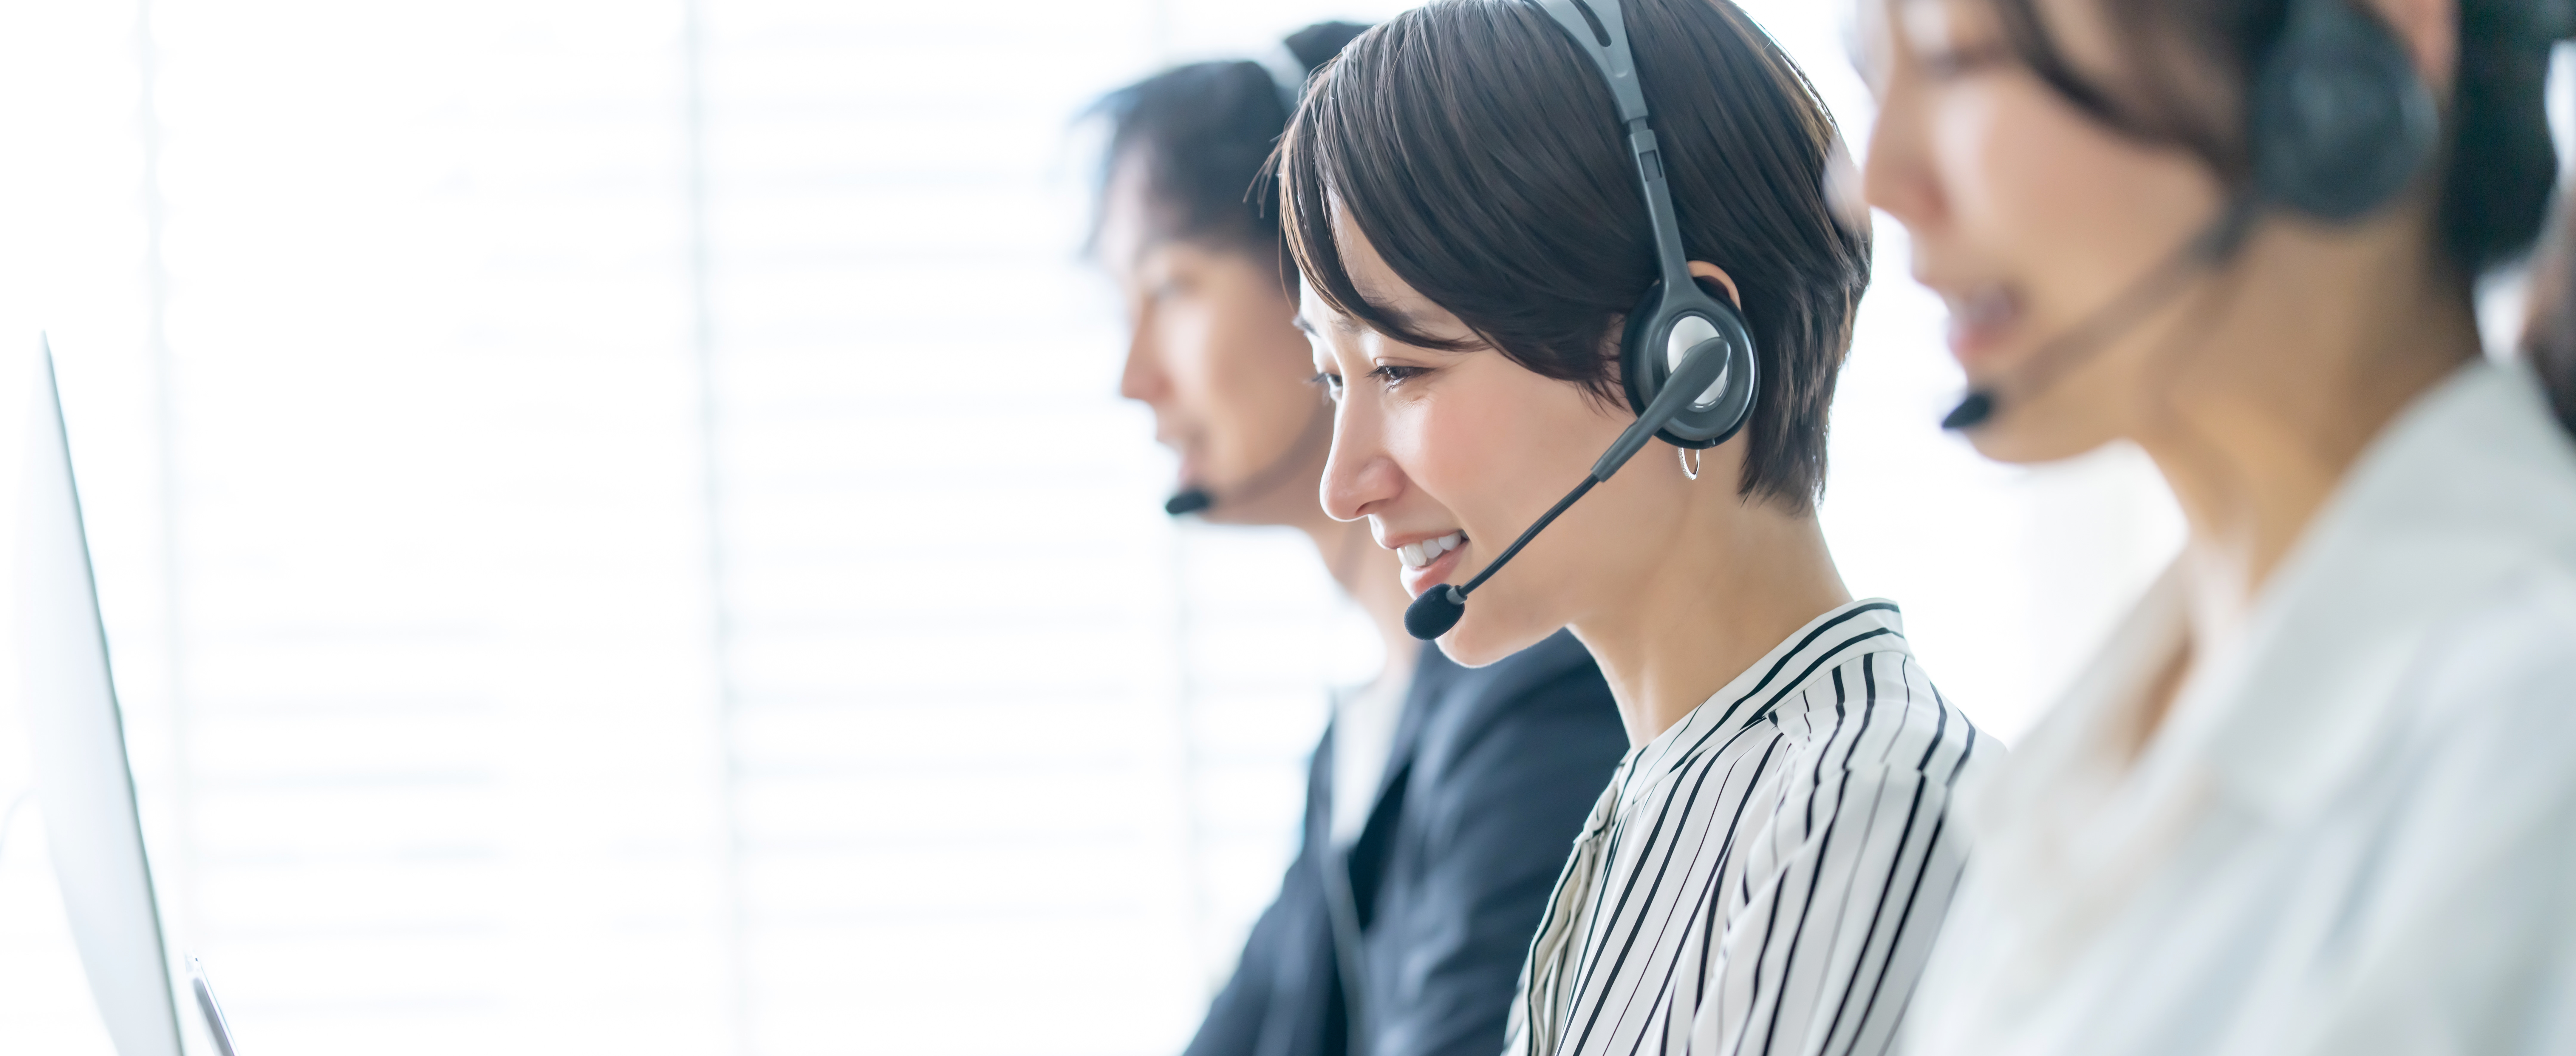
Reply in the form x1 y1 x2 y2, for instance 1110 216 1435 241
2250 0 2439 223
1540 0 1761 451
1402 0 1760 639
1945 0 2440 429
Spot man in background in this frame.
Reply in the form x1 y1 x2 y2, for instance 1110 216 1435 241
1088 22 1628 1056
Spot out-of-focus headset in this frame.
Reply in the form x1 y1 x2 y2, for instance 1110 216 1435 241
2249 0 2439 222
1404 0 1758 640
1251 43 1313 114
1944 0 2439 429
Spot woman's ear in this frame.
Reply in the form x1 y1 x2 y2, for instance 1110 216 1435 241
1685 260 1743 308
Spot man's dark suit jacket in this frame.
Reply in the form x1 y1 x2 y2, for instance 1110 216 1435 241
1181 630 1626 1056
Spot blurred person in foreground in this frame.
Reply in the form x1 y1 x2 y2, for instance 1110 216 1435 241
1856 0 2576 1052
1087 23 1628 1056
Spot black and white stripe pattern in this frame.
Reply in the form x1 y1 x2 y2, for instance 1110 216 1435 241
1504 601 1988 1056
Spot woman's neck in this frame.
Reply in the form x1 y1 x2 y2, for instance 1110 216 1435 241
1301 514 1420 691
2134 227 2480 737
1569 499 1852 747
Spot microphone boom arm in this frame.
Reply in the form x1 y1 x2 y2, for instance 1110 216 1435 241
1405 333 1738 639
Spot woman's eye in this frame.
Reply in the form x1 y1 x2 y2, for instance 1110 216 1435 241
1310 371 1345 399
1369 364 1428 387
1918 40 2012 81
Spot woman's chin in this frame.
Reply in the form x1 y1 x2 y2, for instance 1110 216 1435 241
1433 613 1557 670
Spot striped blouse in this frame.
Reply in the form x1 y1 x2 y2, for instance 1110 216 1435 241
1503 600 1990 1056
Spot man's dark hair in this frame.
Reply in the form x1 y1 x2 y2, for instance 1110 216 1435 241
1277 0 1871 511
1085 21 1371 268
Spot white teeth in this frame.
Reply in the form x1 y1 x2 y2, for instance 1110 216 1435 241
1398 531 1466 570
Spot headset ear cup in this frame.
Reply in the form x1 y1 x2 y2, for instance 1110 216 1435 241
1620 285 1665 419
1620 278 1759 450
1660 303 1757 447
2249 0 2438 221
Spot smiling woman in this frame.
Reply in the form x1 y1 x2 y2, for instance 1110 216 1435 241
1277 3 1992 1055
1087 21 1634 1056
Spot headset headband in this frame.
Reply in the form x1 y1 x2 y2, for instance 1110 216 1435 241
1253 43 1310 113
1530 1 1698 311
1534 0 1651 125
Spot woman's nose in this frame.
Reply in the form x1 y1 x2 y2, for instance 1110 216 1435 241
1861 89 1944 232
1318 401 1400 523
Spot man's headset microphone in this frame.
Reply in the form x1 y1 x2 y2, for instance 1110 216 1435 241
1181 0 2449 643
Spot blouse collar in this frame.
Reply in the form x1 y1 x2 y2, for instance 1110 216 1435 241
1955 362 2576 981
1616 598 1914 817
1984 361 2576 853
2194 361 2576 820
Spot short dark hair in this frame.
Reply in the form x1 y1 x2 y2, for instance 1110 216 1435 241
1985 0 2560 281
1277 0 1870 511
1085 22 1371 266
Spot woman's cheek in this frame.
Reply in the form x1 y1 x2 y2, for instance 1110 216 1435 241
1935 83 2026 247
1397 385 1512 509
1379 392 1446 500
1945 79 2125 257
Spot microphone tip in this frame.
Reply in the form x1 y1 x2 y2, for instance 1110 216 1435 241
1941 391 1996 432
1163 489 1213 517
1404 585 1467 640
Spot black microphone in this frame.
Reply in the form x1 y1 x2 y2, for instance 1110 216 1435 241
1163 489 1214 516
1943 195 2260 431
1404 336 1738 640
1938 392 1996 431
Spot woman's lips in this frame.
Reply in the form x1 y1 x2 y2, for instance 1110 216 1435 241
1944 286 2024 369
1395 530 1468 599
1174 442 1211 485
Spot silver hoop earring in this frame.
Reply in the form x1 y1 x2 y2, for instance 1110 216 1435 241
1679 447 1702 481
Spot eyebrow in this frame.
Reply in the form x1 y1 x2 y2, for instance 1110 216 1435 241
1295 306 1370 338
1365 301 1449 338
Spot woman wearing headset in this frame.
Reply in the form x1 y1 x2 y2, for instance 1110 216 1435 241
1091 23 1630 1056
1281 3 1990 1055
1858 0 2576 1052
